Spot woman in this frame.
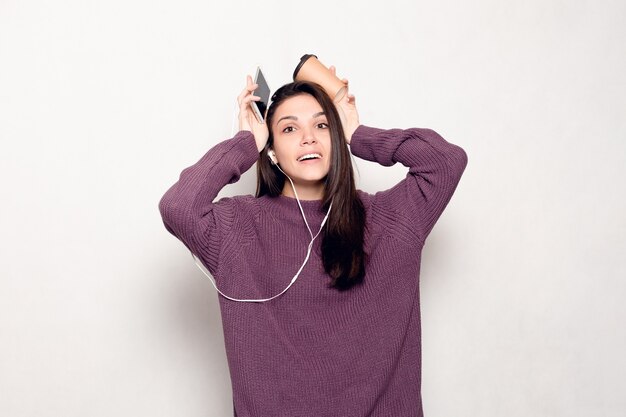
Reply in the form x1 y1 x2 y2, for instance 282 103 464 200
159 67 467 416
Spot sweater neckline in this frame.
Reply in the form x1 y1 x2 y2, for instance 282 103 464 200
259 194 328 222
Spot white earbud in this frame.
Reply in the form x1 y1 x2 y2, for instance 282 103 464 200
268 149 278 165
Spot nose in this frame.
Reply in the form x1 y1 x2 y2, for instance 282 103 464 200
300 127 317 146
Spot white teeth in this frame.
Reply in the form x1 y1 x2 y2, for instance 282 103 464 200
297 153 322 161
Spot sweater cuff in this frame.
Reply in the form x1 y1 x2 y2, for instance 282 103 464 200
231 129 261 171
348 124 398 166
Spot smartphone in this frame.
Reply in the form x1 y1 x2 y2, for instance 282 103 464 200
250 66 270 124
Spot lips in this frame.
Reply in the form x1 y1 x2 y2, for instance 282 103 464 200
297 152 322 162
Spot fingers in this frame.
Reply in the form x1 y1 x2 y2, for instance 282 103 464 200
237 75 262 120
329 65 349 85
237 88 258 105
237 75 259 106
341 92 355 105
239 95 261 115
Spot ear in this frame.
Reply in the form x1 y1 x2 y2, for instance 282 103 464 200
268 149 278 165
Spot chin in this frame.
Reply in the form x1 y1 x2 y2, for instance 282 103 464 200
286 166 329 182
294 176 326 185
289 171 328 184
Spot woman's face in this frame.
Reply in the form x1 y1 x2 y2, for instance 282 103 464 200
270 94 332 185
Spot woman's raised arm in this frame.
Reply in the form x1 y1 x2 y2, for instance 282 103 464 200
158 75 269 273
349 125 468 246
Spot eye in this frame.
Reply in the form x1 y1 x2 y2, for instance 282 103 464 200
317 122 329 129
282 126 295 133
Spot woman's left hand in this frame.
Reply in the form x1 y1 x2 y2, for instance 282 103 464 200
329 65 359 144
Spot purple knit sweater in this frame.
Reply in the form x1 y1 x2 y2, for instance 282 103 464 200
159 124 467 416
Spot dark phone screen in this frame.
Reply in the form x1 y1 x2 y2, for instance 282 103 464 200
253 68 270 119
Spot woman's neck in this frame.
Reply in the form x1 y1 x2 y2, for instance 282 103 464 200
281 181 324 201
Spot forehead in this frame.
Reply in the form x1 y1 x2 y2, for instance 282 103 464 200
274 94 323 120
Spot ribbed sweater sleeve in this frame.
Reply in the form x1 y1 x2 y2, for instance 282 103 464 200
349 124 468 245
158 130 259 273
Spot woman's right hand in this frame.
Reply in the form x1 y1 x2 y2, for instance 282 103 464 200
238 75 269 152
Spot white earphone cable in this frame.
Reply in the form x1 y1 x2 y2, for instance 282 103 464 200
231 99 240 138
192 103 332 302
277 163 315 239
192 196 330 302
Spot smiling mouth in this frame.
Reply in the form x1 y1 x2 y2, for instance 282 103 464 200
297 153 322 162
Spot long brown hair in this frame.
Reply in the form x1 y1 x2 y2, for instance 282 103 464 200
256 81 366 291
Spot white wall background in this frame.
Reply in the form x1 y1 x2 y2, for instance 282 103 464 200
1 0 624 416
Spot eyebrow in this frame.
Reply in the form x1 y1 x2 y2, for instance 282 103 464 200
276 111 325 125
